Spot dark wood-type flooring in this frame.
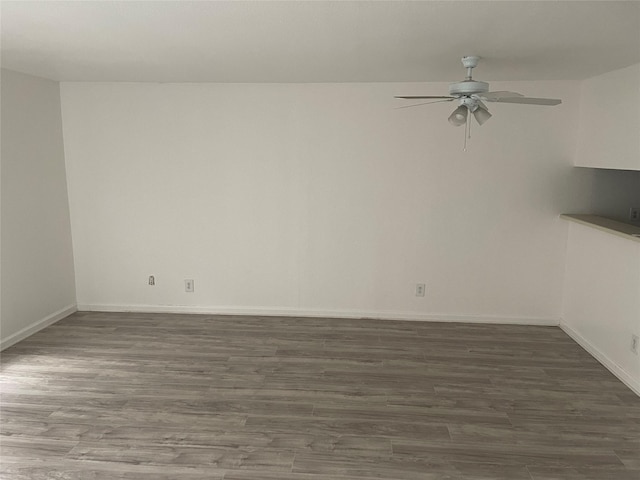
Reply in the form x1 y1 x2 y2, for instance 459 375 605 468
1 312 638 479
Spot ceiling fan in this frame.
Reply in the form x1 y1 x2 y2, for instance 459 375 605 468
395 56 562 127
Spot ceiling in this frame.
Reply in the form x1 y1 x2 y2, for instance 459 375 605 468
1 1 639 83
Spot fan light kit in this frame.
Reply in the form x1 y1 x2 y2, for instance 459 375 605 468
396 56 562 149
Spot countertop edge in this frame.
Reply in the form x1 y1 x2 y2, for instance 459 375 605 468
561 214 640 243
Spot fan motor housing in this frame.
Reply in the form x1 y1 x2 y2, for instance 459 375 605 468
449 80 489 96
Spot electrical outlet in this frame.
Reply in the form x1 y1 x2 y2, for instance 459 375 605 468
632 334 639 355
630 207 640 222
185 279 194 293
415 283 425 297
148 275 155 286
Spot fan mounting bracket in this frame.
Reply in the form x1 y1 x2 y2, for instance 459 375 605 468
461 56 480 69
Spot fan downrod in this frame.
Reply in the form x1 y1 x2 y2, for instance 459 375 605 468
461 55 480 79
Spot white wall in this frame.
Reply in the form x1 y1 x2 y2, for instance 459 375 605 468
569 63 640 393
575 63 640 170
61 81 586 323
1 69 76 349
562 221 640 395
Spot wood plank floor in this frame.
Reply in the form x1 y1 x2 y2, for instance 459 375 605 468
1 312 638 479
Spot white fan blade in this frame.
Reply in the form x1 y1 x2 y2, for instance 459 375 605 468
395 96 456 99
476 91 524 100
394 98 456 109
488 96 562 106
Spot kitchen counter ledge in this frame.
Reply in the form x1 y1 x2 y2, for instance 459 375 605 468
561 214 640 243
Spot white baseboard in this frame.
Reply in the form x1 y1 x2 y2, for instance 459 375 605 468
560 322 640 397
1 304 78 351
77 303 559 326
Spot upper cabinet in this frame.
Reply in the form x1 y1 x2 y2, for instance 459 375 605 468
575 63 640 171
